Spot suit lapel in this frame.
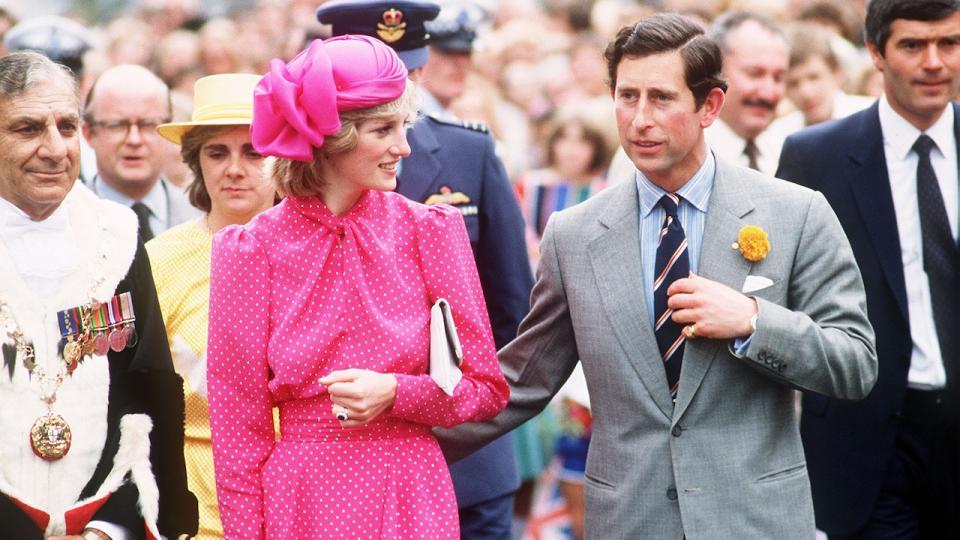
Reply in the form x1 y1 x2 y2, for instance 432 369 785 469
588 181 673 420
954 102 960 247
673 162 755 419
397 122 443 203
847 104 909 322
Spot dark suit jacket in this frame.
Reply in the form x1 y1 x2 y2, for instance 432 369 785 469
402 115 533 509
776 102 960 535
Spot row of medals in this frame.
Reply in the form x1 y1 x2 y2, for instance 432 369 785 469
62 321 137 370
29 304 138 461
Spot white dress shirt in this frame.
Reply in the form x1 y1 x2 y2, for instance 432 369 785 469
879 94 957 389
705 118 782 176
91 176 170 235
0 197 79 300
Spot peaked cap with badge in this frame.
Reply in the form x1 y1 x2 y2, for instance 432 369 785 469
317 0 440 70
426 1 485 52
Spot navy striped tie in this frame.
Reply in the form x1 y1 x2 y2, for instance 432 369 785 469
654 194 689 400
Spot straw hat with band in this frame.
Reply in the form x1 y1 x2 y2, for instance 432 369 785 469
157 73 261 145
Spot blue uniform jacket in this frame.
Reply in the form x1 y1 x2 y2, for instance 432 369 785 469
401 114 533 509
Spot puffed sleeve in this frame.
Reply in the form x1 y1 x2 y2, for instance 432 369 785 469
207 226 273 539
390 205 509 428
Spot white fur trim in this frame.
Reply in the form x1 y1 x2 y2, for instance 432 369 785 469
90 414 162 539
0 182 143 534
0 414 160 537
62 182 138 304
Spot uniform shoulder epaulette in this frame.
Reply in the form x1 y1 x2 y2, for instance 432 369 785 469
425 112 490 133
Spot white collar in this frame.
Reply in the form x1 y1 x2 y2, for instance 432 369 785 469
92 176 169 221
878 93 955 159
0 195 70 236
0 194 77 301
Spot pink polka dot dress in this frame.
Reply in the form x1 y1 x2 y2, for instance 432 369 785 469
206 189 509 539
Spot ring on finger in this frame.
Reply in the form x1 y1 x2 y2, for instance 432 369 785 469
333 407 349 422
683 324 697 339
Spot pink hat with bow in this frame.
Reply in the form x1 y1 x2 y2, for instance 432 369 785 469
251 35 407 162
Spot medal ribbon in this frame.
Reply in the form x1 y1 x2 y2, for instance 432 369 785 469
57 292 136 336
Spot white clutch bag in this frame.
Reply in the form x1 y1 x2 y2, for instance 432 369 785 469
430 298 463 396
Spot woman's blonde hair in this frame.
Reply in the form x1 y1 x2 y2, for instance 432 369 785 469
271 83 418 198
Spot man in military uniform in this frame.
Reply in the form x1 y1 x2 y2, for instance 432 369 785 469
317 2 533 538
420 1 484 118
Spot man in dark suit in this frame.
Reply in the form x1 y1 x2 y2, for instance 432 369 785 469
777 1 960 536
317 2 534 538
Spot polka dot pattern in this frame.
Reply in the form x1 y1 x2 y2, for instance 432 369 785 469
207 189 508 539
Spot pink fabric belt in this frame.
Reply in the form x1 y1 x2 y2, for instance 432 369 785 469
278 396 432 443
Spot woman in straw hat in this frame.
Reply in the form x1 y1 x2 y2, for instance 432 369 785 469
205 36 507 539
147 73 277 539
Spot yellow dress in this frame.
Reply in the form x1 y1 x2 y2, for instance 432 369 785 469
146 218 222 539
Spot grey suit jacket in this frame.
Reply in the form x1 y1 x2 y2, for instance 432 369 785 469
439 159 877 539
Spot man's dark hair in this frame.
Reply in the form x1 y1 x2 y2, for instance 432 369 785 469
865 0 960 55
604 13 727 110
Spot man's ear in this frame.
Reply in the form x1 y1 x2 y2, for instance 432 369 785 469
866 41 885 72
699 87 726 129
81 121 92 141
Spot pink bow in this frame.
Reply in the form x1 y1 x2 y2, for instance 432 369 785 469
251 36 407 162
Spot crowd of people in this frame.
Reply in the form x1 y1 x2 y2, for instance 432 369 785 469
0 0 957 538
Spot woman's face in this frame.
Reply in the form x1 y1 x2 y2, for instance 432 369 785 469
552 123 596 179
323 111 411 195
200 125 273 221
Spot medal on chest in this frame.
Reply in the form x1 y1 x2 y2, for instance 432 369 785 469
30 407 72 460
58 292 137 373
1 292 138 461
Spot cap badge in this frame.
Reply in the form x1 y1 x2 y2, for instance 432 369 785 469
377 9 406 43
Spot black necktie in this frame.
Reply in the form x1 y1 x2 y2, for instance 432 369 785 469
654 194 690 400
914 134 957 375
131 202 155 242
744 139 760 171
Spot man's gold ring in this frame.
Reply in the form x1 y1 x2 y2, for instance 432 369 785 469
683 324 697 339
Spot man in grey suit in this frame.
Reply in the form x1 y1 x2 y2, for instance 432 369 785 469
83 64 200 241
439 13 877 539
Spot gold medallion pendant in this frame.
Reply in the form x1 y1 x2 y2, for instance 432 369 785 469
30 412 72 461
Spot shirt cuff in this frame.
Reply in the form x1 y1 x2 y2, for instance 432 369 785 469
732 333 754 355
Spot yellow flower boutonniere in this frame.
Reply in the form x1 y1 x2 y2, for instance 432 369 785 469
736 225 770 262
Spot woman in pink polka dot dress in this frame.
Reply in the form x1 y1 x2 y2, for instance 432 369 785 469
206 36 509 539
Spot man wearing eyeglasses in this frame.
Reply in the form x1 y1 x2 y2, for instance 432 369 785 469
83 65 200 241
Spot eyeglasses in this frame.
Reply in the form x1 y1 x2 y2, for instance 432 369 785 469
87 118 170 139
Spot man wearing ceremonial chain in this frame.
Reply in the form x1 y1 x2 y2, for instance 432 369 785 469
0 52 197 539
